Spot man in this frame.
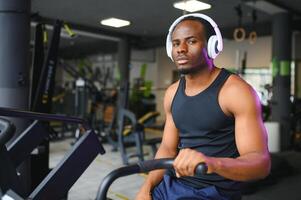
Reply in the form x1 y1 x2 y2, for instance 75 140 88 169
136 14 271 200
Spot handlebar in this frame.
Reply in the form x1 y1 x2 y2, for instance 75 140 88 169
96 158 207 200
0 107 89 129
0 118 15 148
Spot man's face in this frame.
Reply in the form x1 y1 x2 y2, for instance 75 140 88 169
171 20 209 75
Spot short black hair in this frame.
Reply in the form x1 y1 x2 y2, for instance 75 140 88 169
172 16 215 42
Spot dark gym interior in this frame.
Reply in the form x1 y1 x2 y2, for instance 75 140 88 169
1 0 301 199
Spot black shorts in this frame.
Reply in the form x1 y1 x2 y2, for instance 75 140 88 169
152 175 230 200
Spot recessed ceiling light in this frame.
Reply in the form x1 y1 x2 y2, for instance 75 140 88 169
173 0 211 12
100 17 131 28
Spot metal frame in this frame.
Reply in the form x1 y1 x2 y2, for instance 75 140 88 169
0 107 105 200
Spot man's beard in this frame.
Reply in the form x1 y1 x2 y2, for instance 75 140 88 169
177 65 202 75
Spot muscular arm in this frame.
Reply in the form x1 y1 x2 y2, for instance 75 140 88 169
174 76 271 182
136 83 179 199
211 78 271 181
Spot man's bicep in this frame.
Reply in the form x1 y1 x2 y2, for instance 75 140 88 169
160 112 179 154
235 113 268 156
232 85 268 156
158 85 179 156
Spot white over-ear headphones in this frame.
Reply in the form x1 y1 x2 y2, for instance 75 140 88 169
166 13 223 60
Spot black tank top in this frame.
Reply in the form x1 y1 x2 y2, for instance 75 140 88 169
169 68 242 199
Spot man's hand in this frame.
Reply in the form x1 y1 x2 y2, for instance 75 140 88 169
173 148 214 177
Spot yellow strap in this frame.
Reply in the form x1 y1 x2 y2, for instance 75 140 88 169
122 112 160 136
138 111 160 124
52 93 65 102
63 23 76 37
50 121 63 126
108 190 129 200
122 125 132 136
43 29 48 43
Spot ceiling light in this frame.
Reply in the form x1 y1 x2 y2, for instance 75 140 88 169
100 18 130 28
173 0 211 12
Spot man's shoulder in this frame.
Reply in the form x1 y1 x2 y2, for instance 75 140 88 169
221 73 259 112
223 73 253 95
166 80 181 96
163 80 181 108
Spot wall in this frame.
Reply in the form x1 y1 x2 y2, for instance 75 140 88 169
215 36 272 69
129 49 157 87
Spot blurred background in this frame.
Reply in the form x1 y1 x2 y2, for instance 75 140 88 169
1 0 301 199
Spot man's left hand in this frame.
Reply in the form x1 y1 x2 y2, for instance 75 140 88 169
173 148 214 177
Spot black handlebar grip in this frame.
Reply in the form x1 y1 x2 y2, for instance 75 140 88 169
194 162 208 176
138 158 174 173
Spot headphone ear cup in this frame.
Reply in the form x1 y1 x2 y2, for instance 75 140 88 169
207 35 219 59
166 34 173 60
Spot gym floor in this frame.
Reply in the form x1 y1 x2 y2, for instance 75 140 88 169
50 139 301 200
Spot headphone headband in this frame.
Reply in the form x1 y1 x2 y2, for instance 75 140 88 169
166 13 223 60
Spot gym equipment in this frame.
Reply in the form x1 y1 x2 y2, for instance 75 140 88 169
113 108 162 165
0 107 105 200
0 118 15 148
122 111 160 136
0 118 18 194
31 19 62 113
166 13 223 60
29 19 63 189
96 158 208 200
60 60 117 136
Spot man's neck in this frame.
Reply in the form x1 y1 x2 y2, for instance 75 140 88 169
185 65 217 88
